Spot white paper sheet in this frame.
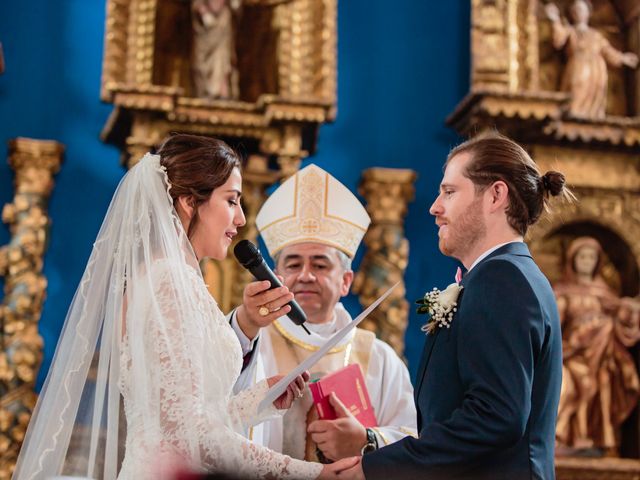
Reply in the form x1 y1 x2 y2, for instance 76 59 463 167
258 282 399 412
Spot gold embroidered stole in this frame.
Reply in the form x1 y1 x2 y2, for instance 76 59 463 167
267 321 375 461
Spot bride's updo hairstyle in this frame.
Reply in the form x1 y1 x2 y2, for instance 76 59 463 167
157 134 241 239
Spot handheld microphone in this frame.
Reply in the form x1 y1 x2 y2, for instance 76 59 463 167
234 239 310 334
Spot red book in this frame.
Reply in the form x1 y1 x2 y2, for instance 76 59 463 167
308 364 377 427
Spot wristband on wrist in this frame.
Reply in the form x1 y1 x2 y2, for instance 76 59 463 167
360 428 378 455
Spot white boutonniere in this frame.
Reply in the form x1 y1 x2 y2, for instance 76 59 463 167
416 282 463 335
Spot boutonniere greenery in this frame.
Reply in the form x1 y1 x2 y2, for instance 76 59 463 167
416 282 463 335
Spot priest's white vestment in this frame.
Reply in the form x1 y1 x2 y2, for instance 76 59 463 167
233 303 417 460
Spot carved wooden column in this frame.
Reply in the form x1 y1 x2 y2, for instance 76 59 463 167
352 168 416 358
128 0 157 86
0 138 63 480
277 0 336 103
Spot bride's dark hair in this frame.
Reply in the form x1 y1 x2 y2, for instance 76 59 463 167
157 134 241 239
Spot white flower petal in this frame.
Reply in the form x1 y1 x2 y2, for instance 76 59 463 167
438 283 463 308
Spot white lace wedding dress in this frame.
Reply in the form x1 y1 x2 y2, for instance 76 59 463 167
118 259 322 479
118 260 322 479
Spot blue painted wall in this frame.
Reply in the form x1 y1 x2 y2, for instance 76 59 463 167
0 1 469 387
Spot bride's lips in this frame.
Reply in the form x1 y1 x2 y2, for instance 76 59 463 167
225 231 237 242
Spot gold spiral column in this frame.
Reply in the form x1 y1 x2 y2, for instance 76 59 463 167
352 168 416 358
0 138 63 480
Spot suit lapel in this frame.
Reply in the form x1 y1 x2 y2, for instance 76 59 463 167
415 260 478 400
413 243 531 423
414 242 529 388
415 328 440 401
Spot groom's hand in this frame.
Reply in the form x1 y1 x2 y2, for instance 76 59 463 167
308 393 368 460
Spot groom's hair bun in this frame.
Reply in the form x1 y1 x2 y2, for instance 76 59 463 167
446 131 574 236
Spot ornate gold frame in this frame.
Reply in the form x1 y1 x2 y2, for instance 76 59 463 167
101 0 337 169
101 0 338 310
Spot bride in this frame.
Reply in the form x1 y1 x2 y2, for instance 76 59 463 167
13 134 358 479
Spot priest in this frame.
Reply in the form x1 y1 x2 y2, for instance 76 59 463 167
231 164 416 462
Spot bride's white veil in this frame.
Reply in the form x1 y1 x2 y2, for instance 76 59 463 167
13 152 201 479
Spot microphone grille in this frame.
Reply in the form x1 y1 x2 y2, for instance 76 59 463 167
234 239 262 266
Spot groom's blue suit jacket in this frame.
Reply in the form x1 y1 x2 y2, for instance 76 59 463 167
362 242 562 479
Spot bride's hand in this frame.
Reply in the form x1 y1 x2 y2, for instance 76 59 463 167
318 456 362 479
236 278 294 339
267 371 310 410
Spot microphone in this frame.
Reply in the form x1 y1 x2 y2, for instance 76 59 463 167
234 239 310 334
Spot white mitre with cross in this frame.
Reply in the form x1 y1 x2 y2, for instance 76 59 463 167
255 164 371 258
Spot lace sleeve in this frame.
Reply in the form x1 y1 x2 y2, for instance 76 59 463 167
128 262 322 479
227 379 283 431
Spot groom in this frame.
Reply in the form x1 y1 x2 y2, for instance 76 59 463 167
343 133 568 480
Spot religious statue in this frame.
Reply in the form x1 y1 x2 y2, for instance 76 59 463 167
192 0 241 99
554 236 640 455
544 0 639 118
191 0 292 100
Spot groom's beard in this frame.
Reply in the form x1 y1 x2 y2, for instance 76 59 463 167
439 196 486 261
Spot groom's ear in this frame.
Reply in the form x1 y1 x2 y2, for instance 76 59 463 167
488 180 509 213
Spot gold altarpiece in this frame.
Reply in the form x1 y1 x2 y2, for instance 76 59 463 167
100 0 337 312
0 2 417 476
448 0 640 477
100 0 415 353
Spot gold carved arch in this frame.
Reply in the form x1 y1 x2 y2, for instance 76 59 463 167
529 199 640 295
